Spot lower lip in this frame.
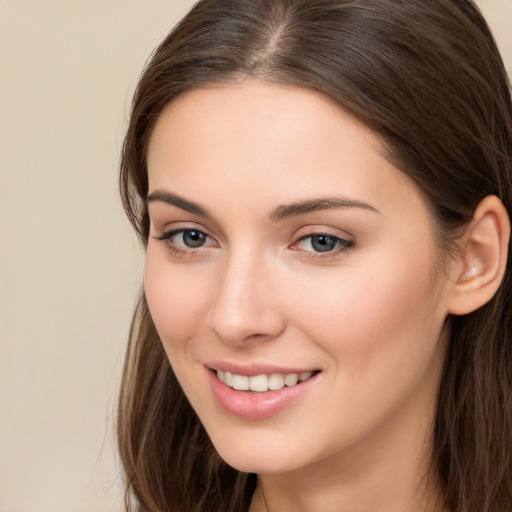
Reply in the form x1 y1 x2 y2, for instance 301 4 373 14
208 369 319 419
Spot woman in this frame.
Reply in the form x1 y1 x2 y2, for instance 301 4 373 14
117 0 512 511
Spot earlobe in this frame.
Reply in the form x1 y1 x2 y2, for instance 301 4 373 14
448 195 510 316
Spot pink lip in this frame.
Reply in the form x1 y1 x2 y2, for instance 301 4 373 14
206 361 317 376
206 366 320 420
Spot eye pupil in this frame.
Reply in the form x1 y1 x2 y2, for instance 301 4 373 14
311 234 336 252
183 230 206 248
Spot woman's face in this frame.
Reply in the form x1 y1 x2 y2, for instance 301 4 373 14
145 82 452 475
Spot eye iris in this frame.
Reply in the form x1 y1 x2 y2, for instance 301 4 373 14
311 234 337 252
183 230 206 248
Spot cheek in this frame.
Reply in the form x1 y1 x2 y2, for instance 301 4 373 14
143 250 210 358
144 251 218 412
294 242 444 386
283 248 447 451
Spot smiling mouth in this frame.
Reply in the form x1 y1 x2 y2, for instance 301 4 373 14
215 369 319 393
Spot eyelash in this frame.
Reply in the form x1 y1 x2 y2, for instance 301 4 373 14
154 228 354 258
293 232 354 257
154 229 217 256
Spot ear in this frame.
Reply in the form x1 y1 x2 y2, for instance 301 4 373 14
448 195 510 316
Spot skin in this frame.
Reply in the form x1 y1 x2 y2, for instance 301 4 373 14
144 82 457 512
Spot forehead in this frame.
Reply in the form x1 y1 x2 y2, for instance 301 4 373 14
149 82 381 158
147 82 426 223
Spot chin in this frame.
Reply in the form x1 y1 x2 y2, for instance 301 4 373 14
206 428 314 475
218 450 299 474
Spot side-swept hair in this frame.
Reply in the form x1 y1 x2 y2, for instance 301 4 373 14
118 1 512 510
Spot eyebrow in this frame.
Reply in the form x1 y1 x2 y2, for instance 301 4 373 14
270 196 381 221
147 190 211 218
146 189 380 221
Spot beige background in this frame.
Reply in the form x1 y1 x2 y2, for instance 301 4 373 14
0 1 511 511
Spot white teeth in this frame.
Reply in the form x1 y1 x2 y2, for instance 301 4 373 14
268 373 285 390
299 371 313 382
249 374 269 392
224 371 234 386
284 373 298 386
232 374 249 390
217 370 315 392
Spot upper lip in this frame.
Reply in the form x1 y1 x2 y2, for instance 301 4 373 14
205 361 319 376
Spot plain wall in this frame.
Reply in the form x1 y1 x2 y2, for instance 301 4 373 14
0 1 511 511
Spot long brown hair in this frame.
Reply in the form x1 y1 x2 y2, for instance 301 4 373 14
117 1 512 510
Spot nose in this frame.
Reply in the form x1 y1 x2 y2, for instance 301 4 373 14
207 248 286 347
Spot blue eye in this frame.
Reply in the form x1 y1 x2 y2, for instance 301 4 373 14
180 229 207 248
298 233 352 253
155 228 213 250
